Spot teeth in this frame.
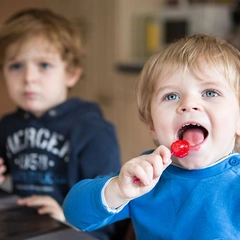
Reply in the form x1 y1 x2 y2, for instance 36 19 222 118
180 123 201 131
182 123 200 128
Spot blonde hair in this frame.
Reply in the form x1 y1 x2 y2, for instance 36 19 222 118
136 34 240 150
0 8 84 73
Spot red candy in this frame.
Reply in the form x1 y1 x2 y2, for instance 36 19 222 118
134 140 190 183
171 140 190 158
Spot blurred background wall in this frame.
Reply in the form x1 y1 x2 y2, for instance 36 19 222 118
0 0 237 164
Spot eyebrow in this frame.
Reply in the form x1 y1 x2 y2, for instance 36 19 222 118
154 85 174 96
155 79 227 93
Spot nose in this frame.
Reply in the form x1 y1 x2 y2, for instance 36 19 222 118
177 95 200 113
23 65 37 84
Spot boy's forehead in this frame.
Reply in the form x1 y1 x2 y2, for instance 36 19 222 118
5 36 59 59
155 63 226 84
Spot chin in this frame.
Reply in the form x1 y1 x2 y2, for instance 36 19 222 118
178 156 208 170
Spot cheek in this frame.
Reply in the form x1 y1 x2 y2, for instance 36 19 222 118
7 87 18 100
150 111 170 138
5 80 21 98
5 81 15 93
222 103 240 136
235 112 240 136
151 107 170 127
5 72 19 88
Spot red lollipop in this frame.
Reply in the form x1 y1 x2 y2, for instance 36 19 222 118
133 140 190 183
170 140 190 158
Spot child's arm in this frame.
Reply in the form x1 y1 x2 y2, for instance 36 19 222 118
63 145 172 231
105 145 172 208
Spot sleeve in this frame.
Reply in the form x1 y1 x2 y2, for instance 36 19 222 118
63 174 129 232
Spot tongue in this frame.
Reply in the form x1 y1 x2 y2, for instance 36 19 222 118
182 128 204 146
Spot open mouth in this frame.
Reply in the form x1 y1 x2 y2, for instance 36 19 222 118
177 123 208 147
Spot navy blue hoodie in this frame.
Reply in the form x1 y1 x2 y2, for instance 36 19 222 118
0 98 122 240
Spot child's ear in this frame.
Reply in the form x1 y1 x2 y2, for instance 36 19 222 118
66 67 83 88
147 123 158 141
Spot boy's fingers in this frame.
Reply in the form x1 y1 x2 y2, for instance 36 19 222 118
122 160 150 185
18 195 57 208
150 146 172 176
38 205 53 215
0 164 7 173
0 164 7 184
153 145 172 164
153 145 171 157
17 196 43 206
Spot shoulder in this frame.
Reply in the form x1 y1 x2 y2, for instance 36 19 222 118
68 98 102 117
70 98 114 127
229 153 240 175
65 99 116 136
0 110 19 125
0 111 20 142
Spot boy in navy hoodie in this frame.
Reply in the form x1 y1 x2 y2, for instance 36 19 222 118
0 8 122 240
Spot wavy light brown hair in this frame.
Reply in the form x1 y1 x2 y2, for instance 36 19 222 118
136 34 240 151
0 8 84 74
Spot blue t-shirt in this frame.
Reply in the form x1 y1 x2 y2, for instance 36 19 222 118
63 152 240 240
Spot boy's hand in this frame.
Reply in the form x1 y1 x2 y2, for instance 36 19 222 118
17 195 65 222
0 158 7 184
105 145 172 208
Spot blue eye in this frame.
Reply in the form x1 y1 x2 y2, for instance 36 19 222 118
165 93 179 101
40 62 51 69
203 90 219 98
9 63 22 71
